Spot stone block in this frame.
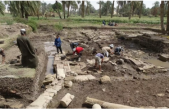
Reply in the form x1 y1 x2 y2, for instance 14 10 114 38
87 59 95 65
159 54 169 62
51 79 58 86
57 63 64 69
92 104 101 109
60 93 75 107
65 76 75 81
74 75 96 82
100 75 111 83
64 81 73 88
45 88 58 95
57 69 65 80
43 74 56 85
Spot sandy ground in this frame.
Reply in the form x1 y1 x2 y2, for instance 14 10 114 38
0 23 169 108
48 28 169 108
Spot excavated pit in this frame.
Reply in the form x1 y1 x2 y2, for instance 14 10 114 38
47 28 169 108
1 24 169 108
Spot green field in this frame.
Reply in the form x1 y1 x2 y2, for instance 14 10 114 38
0 13 164 30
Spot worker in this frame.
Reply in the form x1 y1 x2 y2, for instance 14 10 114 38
102 44 114 57
93 49 104 71
70 42 78 51
55 32 62 54
114 46 123 56
0 48 5 64
73 46 83 61
17 29 38 68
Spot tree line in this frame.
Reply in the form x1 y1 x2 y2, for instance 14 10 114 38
0 1 169 34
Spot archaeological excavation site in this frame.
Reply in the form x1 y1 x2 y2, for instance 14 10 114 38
0 23 169 109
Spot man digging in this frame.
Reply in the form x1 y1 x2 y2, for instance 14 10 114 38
17 29 38 68
73 46 84 61
102 44 114 57
93 49 104 71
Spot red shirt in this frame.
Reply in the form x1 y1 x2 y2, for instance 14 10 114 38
74 47 83 54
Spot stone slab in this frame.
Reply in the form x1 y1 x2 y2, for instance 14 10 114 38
57 68 65 80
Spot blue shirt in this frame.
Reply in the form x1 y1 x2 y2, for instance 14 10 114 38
55 37 61 47
95 53 104 58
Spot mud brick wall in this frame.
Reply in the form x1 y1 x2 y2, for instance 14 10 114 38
137 35 169 53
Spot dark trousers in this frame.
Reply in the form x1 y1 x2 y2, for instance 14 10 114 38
56 46 62 54
77 50 83 58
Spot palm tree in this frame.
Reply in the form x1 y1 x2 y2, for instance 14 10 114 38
129 1 133 20
111 0 114 18
71 1 78 15
67 1 71 18
6 1 39 19
117 1 126 16
55 1 62 19
86 1 92 15
166 1 169 34
0 1 5 15
98 1 104 18
139 1 143 18
82 1 84 18
160 1 165 33
62 1 66 19
77 1 81 16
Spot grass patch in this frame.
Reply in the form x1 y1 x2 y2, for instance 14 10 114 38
14 17 38 32
54 22 63 31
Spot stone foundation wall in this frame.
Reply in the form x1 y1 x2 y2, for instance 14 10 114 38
137 35 169 53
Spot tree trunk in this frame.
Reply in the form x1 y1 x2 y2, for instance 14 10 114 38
67 1 71 18
21 5 24 18
106 1 108 16
160 1 165 33
111 1 114 18
56 1 62 19
117 4 119 16
132 7 134 16
99 1 101 18
166 1 169 33
129 1 133 20
25 13 28 20
58 10 62 19
139 1 143 18
63 1 66 19
82 1 84 18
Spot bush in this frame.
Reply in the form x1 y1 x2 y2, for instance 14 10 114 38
14 18 38 32
54 22 63 31
14 17 28 24
27 20 38 27
6 20 14 25
27 23 37 32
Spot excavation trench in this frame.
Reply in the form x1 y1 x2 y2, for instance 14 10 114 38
44 28 169 108
1 24 169 108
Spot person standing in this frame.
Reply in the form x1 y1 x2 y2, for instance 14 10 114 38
55 32 63 54
17 29 38 68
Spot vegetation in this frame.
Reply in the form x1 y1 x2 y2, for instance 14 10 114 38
0 1 169 34
0 1 5 15
14 17 38 32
